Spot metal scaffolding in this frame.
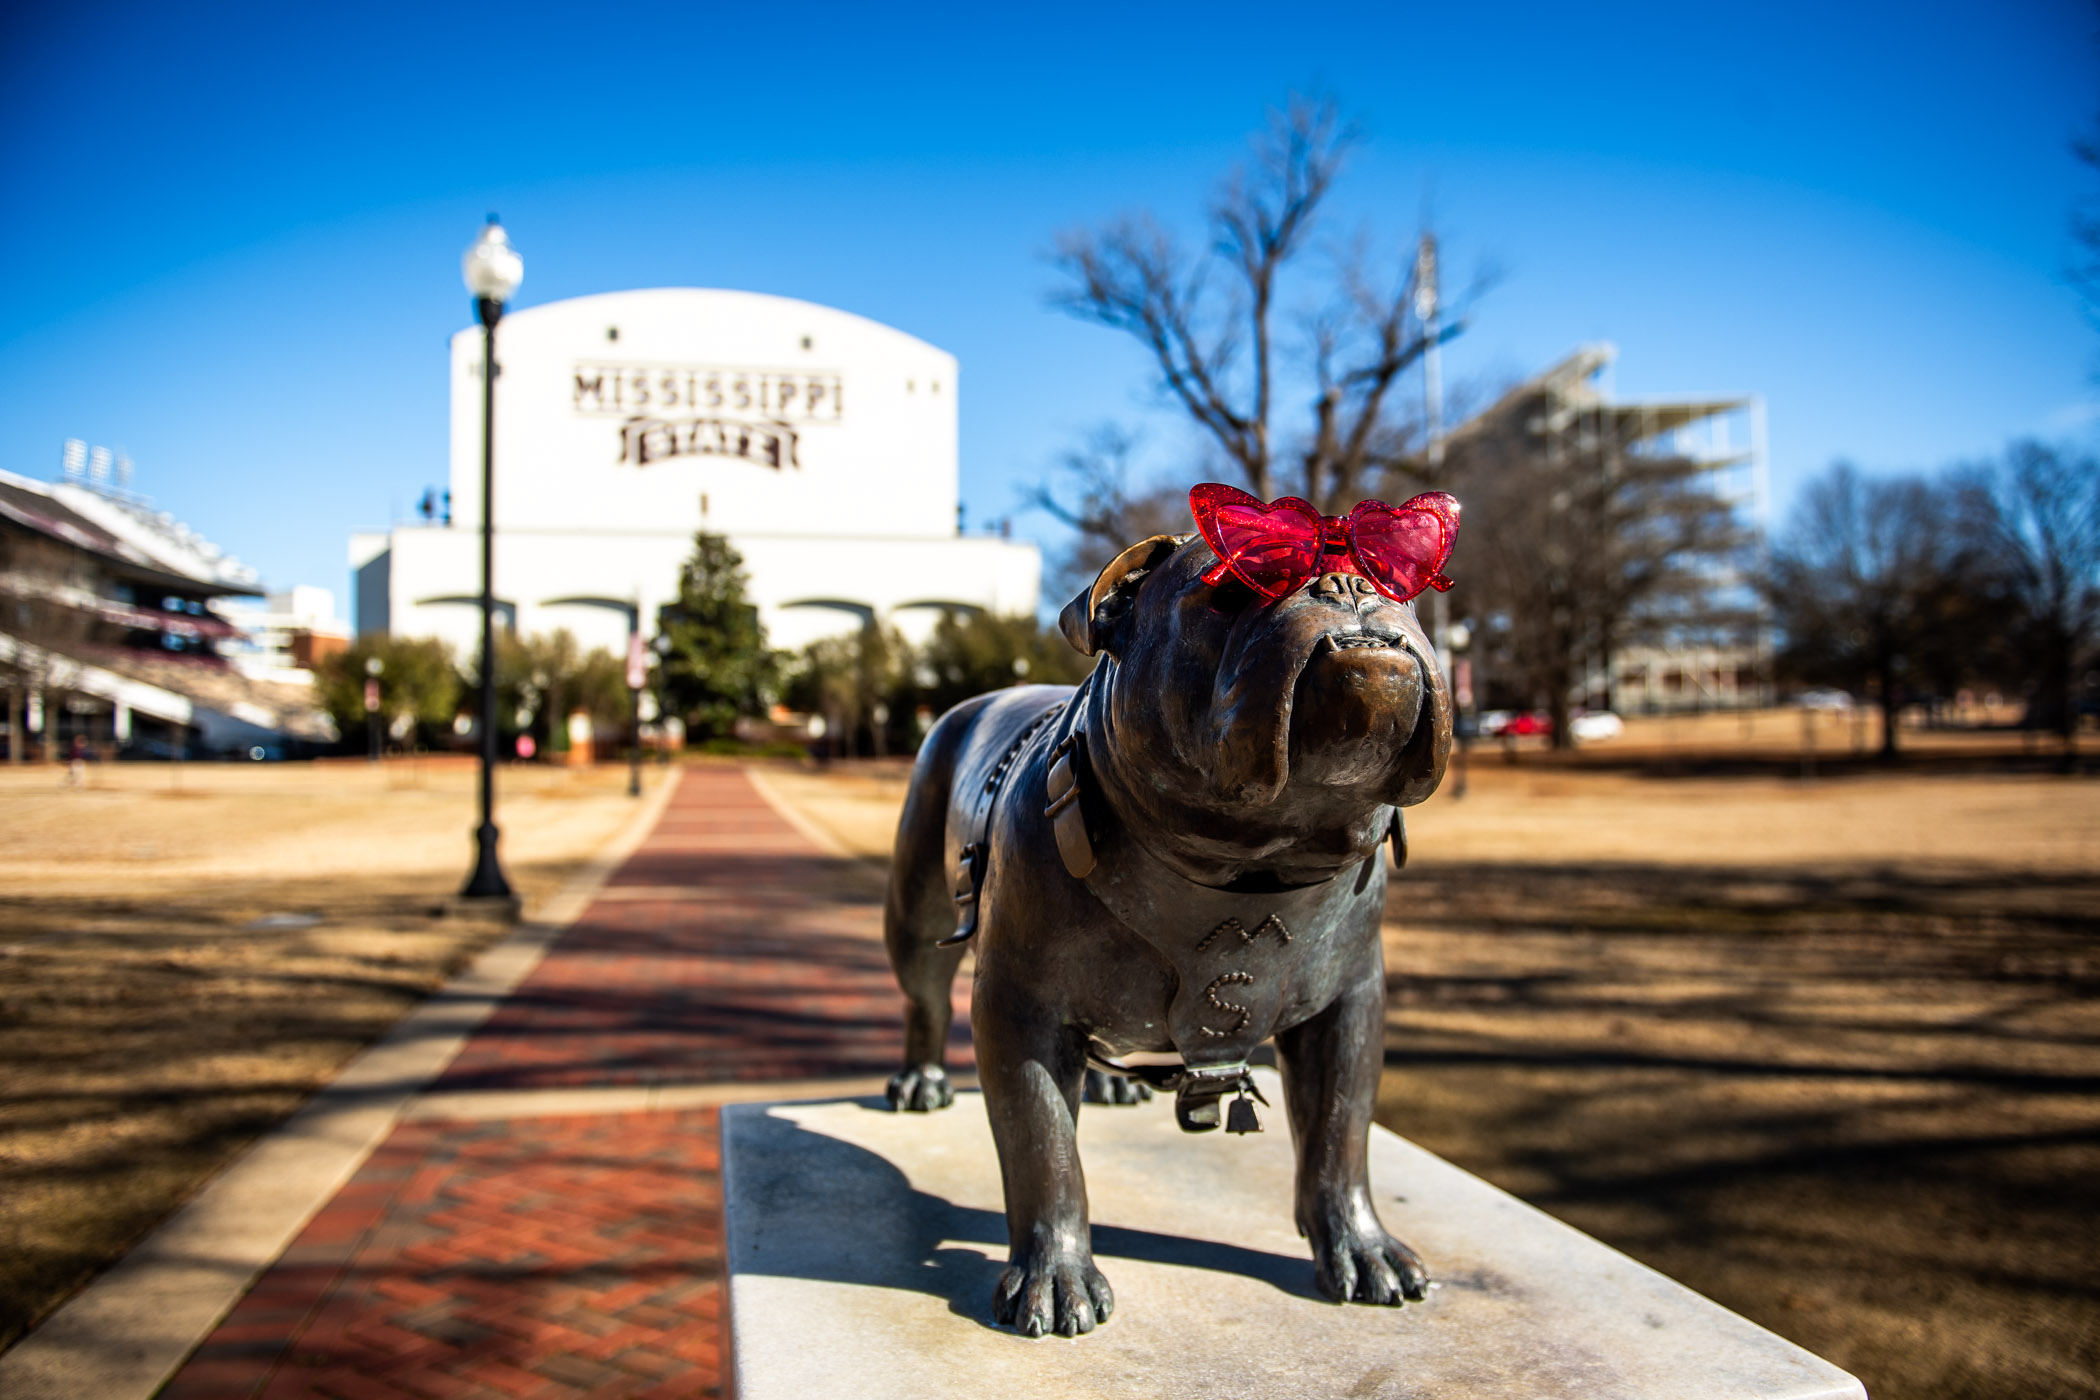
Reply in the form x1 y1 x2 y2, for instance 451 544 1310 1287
1446 344 1771 713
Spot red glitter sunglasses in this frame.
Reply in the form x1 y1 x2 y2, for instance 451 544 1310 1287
1190 483 1460 604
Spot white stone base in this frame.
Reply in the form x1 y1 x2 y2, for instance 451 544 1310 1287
721 1074 1865 1400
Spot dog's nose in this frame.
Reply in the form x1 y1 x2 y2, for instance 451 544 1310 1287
1308 571 1380 602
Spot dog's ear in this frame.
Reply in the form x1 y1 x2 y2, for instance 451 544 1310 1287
1058 534 1187 657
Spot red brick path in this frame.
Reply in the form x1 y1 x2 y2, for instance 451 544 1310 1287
164 1113 723 1400
436 772 922 1092
161 767 958 1400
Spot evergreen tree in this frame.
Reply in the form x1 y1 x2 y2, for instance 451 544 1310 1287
657 532 781 742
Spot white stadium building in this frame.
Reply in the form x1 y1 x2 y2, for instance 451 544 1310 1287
351 289 1041 659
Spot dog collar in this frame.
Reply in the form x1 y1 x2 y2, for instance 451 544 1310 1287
1042 708 1387 1133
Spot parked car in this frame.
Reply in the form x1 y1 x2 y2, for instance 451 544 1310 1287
1794 688 1853 711
1504 711 1554 737
1568 710 1625 742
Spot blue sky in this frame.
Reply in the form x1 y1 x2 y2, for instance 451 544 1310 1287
1 1 2092 606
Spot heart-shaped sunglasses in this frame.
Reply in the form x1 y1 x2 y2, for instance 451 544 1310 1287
1189 483 1461 604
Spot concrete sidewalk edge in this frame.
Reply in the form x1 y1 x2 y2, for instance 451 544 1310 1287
742 763 855 859
0 766 686 1400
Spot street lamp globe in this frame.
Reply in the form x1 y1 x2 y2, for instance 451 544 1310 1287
461 218 524 305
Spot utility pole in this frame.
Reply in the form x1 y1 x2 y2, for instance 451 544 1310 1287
1415 233 1452 685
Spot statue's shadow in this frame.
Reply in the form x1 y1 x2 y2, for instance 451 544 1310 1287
731 1103 1323 1332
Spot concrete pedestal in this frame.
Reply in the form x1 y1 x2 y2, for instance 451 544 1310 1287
721 1074 1866 1400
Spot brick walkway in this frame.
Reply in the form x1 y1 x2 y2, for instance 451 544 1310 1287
161 766 960 1400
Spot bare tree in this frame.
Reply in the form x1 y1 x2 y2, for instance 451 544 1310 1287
1023 424 1191 595
1762 463 1977 758
1452 401 1755 747
1956 439 2100 752
1047 95 1484 515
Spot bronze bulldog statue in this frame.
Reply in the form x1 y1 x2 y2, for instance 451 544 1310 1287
883 486 1456 1338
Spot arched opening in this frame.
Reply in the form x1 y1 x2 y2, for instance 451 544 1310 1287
538 595 641 656
772 599 877 652
414 595 517 636
885 599 985 646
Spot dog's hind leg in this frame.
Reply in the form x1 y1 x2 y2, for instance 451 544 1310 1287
884 709 974 1111
1081 1068 1153 1104
1275 956 1430 1306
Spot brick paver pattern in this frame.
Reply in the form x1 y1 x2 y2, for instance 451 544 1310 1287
163 767 962 1400
164 1113 722 1400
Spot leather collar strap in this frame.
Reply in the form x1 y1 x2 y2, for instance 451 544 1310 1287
939 699 1068 949
1044 727 1095 879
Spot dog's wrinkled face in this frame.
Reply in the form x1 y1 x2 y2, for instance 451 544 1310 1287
1064 536 1450 816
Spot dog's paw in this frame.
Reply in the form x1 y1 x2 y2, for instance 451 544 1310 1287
885 1063 953 1112
1308 1219 1429 1305
992 1250 1115 1338
1082 1069 1154 1105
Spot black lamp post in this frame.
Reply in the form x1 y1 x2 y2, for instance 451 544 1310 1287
1446 621 1473 802
364 656 384 762
460 215 523 903
624 598 645 798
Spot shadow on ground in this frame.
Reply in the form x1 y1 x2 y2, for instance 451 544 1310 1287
1377 860 2100 1400
733 1108 1323 1328
0 868 565 1351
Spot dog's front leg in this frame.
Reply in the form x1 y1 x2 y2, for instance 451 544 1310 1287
1275 963 1430 1305
973 979 1113 1337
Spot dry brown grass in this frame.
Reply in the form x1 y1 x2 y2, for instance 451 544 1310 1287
767 747 2100 1400
0 757 658 1350
1378 848 2098 1400
5 735 2093 1397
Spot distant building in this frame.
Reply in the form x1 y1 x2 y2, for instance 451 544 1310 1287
352 288 1042 660
219 586 352 683
0 469 334 757
1446 344 1769 714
